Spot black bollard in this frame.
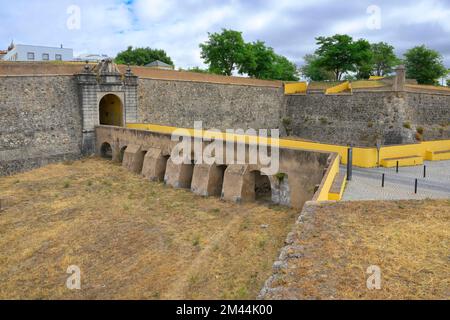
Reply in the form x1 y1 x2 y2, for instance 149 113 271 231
347 147 353 181
382 173 385 188
415 179 418 194
396 161 399 173
423 165 427 178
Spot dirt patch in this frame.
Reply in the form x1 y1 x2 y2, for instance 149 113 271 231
0 158 297 300
262 200 450 300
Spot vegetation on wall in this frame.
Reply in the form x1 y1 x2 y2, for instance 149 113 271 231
404 45 448 85
370 42 400 77
181 67 211 74
199 29 247 76
199 29 299 81
115 46 174 67
313 34 372 81
300 35 447 84
114 32 448 85
301 35 395 81
300 54 335 81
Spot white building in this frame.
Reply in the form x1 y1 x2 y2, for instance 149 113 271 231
1 42 73 62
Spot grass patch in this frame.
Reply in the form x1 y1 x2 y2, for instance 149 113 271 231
0 158 296 300
264 200 450 300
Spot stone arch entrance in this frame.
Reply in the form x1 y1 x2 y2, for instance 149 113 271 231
99 94 124 126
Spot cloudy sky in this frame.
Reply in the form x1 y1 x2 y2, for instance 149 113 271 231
1 0 450 68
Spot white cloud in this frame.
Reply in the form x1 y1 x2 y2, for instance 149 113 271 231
388 0 450 32
1 0 450 68
133 0 175 22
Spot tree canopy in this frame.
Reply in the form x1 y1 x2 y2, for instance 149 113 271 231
269 54 299 81
115 46 174 66
199 29 247 76
404 45 447 85
371 42 399 76
199 29 298 80
314 34 372 81
239 41 276 79
300 54 335 81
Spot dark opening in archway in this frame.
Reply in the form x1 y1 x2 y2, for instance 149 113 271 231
119 146 127 163
134 150 147 174
100 142 113 160
253 171 272 202
216 165 228 197
184 160 196 189
99 94 123 126
159 155 171 181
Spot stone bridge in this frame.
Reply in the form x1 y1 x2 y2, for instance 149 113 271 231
96 126 333 209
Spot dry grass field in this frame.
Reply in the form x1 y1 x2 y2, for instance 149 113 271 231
265 200 450 300
0 158 297 300
2 158 449 300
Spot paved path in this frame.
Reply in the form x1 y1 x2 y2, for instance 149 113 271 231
342 160 450 201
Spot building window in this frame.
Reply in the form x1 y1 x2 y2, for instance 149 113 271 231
55 54 62 61
42 53 49 61
27 52 35 60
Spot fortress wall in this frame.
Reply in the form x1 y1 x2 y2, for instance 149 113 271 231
137 78 284 131
404 92 450 141
0 75 82 176
285 91 414 147
284 91 450 147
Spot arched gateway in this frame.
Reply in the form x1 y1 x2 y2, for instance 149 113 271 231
76 59 138 155
99 94 124 126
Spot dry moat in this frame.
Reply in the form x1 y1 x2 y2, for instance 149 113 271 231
0 158 297 300
1 158 449 300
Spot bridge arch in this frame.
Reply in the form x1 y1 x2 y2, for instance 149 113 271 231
99 94 124 126
119 146 127 163
251 170 273 202
100 142 113 160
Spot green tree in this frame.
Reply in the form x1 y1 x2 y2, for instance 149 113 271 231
404 45 447 85
315 34 372 81
353 39 373 79
200 29 246 76
371 42 399 76
300 54 334 81
269 54 299 81
239 41 299 80
355 62 373 80
115 46 174 66
180 67 211 74
239 41 276 79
